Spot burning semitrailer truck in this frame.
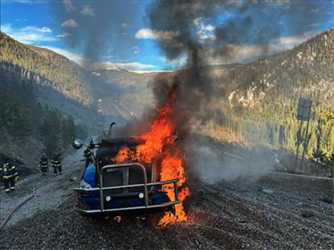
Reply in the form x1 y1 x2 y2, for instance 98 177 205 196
72 93 190 226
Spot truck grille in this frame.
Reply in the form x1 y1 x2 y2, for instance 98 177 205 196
102 165 145 195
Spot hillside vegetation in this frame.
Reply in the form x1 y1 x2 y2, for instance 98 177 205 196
203 28 334 163
0 73 87 158
0 31 92 107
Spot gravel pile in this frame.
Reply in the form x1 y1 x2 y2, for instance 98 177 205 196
1 169 333 250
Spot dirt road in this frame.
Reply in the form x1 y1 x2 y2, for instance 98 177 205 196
1 161 333 250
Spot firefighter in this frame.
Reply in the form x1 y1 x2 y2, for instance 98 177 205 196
0 158 19 193
52 153 62 176
57 151 63 172
40 153 48 175
84 147 94 168
88 138 95 150
58 152 63 173
57 152 63 162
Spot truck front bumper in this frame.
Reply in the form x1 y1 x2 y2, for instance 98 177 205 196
74 163 180 215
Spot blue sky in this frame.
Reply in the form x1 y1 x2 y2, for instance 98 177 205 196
1 0 334 72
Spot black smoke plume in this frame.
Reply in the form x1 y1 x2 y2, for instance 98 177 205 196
146 0 328 132
51 0 329 133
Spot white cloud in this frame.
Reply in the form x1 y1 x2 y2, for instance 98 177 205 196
56 32 73 38
2 0 37 4
205 25 215 32
15 18 28 22
133 46 139 55
265 0 290 8
135 28 182 47
63 0 76 12
81 5 95 16
22 26 52 33
1 24 57 44
90 61 157 72
133 69 174 74
121 23 129 36
135 28 179 42
61 19 79 28
193 18 216 42
121 23 129 29
193 18 201 26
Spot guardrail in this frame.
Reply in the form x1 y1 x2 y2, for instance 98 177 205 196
74 163 180 213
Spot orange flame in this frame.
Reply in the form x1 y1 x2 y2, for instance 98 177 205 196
114 215 121 223
158 151 190 226
112 91 190 226
112 146 133 163
136 92 176 164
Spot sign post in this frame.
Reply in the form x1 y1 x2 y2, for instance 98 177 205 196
294 98 312 172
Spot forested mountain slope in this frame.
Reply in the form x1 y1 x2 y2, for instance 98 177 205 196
0 73 87 170
204 28 334 160
0 32 94 169
0 31 92 107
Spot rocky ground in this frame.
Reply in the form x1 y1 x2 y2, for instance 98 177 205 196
0 155 333 250
0 148 84 226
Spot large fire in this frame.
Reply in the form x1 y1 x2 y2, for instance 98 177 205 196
112 91 190 226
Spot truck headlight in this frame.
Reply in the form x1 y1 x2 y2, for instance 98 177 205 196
80 180 92 189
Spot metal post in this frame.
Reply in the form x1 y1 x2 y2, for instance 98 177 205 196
300 115 311 172
173 182 179 201
294 120 303 172
99 167 105 211
144 184 149 207
295 98 312 173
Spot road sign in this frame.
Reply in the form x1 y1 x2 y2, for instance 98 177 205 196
297 98 312 121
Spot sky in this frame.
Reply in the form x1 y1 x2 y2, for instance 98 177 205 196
1 0 334 72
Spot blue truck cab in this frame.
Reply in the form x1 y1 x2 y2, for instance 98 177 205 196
73 137 180 216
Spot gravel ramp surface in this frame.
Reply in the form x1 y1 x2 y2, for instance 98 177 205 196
1 167 333 250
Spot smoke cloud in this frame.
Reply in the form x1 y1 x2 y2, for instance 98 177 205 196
147 0 327 68
145 0 328 180
146 0 327 113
